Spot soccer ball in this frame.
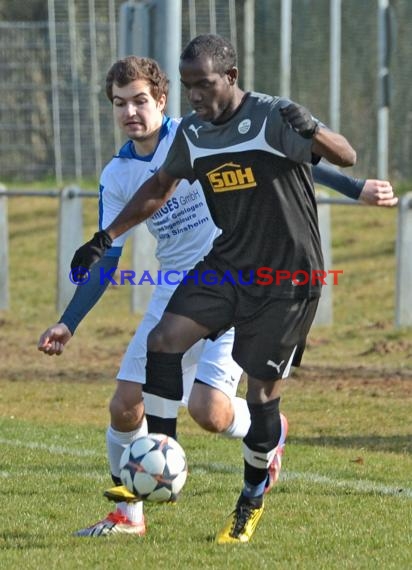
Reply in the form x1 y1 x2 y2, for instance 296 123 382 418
119 433 188 502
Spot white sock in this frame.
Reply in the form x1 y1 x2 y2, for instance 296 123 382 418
106 417 148 478
117 500 144 524
221 397 251 439
106 420 147 524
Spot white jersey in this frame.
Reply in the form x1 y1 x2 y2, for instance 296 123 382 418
99 117 220 271
98 116 242 400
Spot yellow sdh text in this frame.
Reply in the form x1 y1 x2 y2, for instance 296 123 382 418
206 162 257 193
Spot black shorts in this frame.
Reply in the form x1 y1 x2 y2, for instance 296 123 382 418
165 261 319 380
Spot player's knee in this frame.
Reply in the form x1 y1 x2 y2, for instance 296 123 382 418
147 313 196 352
188 383 233 433
147 324 174 352
109 391 144 431
189 403 230 433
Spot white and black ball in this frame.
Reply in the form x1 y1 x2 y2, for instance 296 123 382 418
119 433 188 502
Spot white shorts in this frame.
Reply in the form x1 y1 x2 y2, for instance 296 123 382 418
117 283 243 405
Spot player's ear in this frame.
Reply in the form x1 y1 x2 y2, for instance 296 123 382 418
157 93 167 112
226 67 238 85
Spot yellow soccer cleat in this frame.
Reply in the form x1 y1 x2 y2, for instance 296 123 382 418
216 495 264 544
103 484 140 503
104 484 179 505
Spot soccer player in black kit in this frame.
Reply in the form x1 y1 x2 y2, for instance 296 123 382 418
71 34 356 543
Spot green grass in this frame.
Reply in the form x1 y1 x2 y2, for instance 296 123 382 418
0 398 411 570
0 189 411 569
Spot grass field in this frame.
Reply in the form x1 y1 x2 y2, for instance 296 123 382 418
0 188 411 569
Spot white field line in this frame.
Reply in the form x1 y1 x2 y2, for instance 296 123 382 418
1 438 411 499
191 463 412 500
0 437 103 457
282 470 412 499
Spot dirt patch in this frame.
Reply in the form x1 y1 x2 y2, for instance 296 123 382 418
292 364 412 396
360 340 412 356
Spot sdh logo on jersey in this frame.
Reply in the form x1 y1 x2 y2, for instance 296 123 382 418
206 162 257 193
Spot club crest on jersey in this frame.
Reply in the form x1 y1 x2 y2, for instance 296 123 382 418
206 162 257 193
238 119 251 134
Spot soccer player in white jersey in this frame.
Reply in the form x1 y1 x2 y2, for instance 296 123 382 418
39 55 396 538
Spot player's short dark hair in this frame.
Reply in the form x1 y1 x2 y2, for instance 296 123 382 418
105 56 169 102
180 34 237 75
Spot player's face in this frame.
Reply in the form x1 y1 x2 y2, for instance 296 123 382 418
112 79 166 141
180 56 237 124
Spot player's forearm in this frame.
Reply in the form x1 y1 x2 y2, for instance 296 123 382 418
105 171 177 240
59 255 119 334
313 162 364 200
312 128 356 168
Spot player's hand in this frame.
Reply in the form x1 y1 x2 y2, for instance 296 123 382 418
280 103 319 139
70 230 112 282
37 323 72 356
359 180 398 207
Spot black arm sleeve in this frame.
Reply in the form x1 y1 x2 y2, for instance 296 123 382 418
312 162 365 200
59 255 120 334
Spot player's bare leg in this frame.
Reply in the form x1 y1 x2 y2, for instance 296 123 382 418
75 381 147 536
145 312 211 437
189 381 287 483
188 382 250 436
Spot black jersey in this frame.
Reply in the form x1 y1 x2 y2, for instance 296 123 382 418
163 92 323 299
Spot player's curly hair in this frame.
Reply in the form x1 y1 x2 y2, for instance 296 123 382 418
180 34 237 75
105 56 169 102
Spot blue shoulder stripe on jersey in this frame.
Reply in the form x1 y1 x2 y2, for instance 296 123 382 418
98 183 104 229
104 246 123 258
115 116 173 161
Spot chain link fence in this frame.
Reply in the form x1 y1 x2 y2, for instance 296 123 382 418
0 0 411 183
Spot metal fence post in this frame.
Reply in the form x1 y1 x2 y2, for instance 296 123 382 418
377 0 391 180
280 0 292 98
57 186 83 314
395 192 412 328
329 0 341 132
153 0 182 118
313 194 333 326
47 0 63 185
118 1 151 58
243 0 255 91
130 225 158 315
0 185 9 310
